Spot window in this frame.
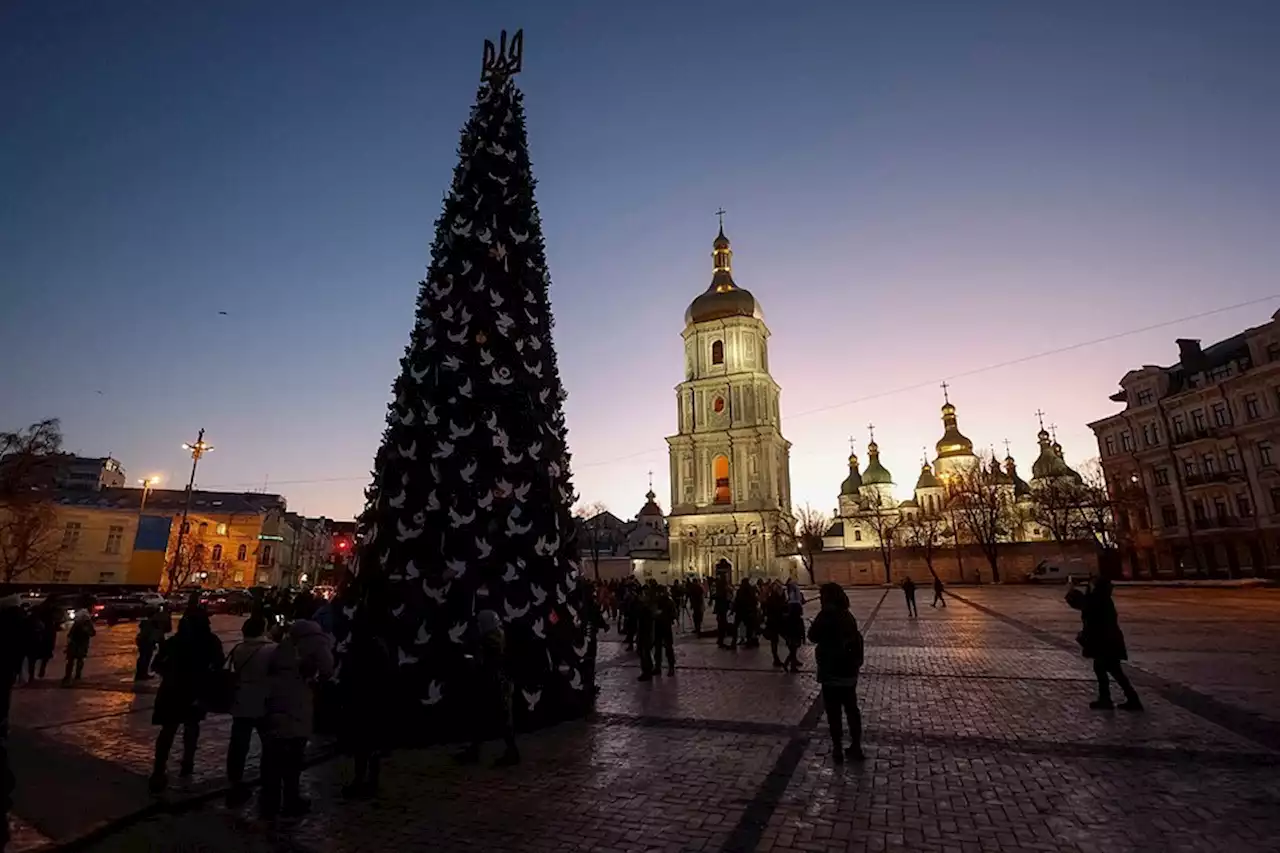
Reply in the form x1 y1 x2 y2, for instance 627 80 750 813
104 525 124 555
1213 497 1229 519
1261 442 1275 467
53 569 71 583
258 544 273 567
199 522 208 534
853 529 862 542
216 523 228 536
234 571 244 583
1245 394 1261 420
1104 436 1116 456
1225 449 1239 472
1268 342 1280 362
1272 487 1280 513
1237 494 1253 517
711 340 724 365
1136 389 1153 405
211 544 223 562
1191 409 1206 431
1154 467 1170 486
194 543 205 558
1120 432 1134 452
1192 498 1207 521
712 455 731 504
1211 403 1230 427
62 522 81 550
237 544 248 561
1172 416 1187 439
1142 423 1161 447
1182 458 1196 476
1161 505 1178 528
1202 454 1216 474
1207 365 1232 383
98 572 115 584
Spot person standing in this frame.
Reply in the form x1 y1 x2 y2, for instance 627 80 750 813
577 581 609 697
134 606 166 681
734 579 760 648
261 599 334 817
1 594 28 853
687 578 705 636
902 577 918 618
148 608 224 792
713 577 734 649
670 580 685 631
225 615 275 806
635 581 658 681
808 583 865 764
339 608 395 799
456 609 519 767
930 575 946 608
25 600 57 682
782 580 806 673
652 583 677 677
62 610 95 686
763 583 787 668
1067 578 1142 711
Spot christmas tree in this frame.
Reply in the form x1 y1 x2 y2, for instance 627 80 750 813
346 30 588 737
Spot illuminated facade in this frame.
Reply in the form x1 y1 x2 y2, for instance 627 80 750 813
666 224 797 580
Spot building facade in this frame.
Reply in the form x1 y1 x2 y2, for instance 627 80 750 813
666 225 797 581
1088 312 1280 578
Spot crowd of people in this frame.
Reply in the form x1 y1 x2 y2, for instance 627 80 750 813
0 570 1143 846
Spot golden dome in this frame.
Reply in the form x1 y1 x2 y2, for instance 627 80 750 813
685 225 763 325
935 400 975 459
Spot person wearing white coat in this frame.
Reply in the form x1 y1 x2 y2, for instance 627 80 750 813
260 613 333 818
225 615 276 806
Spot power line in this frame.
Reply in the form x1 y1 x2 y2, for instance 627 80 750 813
192 294 1276 488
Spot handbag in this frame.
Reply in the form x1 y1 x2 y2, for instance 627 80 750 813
205 643 267 714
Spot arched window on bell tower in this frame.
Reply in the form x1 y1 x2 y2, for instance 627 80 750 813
711 339 724 365
713 455 731 504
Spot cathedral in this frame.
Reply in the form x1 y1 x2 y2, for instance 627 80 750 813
665 223 800 581
823 392 1085 551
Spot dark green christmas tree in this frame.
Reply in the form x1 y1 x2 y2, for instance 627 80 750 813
346 30 588 735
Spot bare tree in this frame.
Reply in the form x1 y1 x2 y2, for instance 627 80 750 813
943 455 1015 583
573 500 609 582
1029 476 1089 545
793 504 828 584
165 528 211 592
862 489 901 585
900 508 948 580
1076 458 1138 554
0 419 64 584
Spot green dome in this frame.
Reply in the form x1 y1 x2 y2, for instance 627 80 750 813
861 441 893 486
1030 431 1082 483
840 454 863 495
914 463 940 490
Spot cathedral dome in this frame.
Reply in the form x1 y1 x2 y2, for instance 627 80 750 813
638 488 664 517
1031 429 1082 482
861 440 893 486
935 401 975 459
914 462 940 490
685 224 764 325
840 452 863 495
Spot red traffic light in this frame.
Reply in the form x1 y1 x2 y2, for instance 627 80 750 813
337 539 350 550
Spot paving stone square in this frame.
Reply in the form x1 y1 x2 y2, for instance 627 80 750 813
7 586 1280 852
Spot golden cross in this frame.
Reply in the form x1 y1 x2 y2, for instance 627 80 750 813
940 381 950 404
715 208 726 229
1035 409 1046 430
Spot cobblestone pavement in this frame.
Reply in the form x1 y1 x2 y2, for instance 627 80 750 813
10 587 1280 852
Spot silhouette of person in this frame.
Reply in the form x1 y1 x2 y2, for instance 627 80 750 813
1066 577 1142 711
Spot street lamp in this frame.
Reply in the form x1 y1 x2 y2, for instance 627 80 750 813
168 430 214 590
138 475 162 512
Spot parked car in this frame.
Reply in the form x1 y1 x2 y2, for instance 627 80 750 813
204 589 253 615
45 593 96 626
93 594 151 626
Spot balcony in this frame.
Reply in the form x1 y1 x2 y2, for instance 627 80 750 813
1171 426 1228 447
1183 471 1242 489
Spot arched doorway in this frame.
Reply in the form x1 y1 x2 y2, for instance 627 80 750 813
714 557 733 585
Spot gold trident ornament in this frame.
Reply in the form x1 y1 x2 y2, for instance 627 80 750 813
482 29 524 81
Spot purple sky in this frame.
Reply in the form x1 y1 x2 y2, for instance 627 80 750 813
3 1 1279 522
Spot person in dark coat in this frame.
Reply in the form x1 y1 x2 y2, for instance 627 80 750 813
635 581 658 681
807 583 865 764
782 581 806 673
134 606 168 681
26 600 58 681
148 608 224 792
686 578 705 635
1066 578 1142 711
1 594 27 853
713 577 734 649
62 610 95 685
455 610 519 768
651 583 677 677
733 579 760 648
902 577 918 618
577 581 609 697
763 583 787 668
930 575 946 608
339 610 395 800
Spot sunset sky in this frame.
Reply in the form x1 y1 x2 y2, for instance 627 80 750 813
3 1 1279 522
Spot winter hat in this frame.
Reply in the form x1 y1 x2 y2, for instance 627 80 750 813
477 609 502 635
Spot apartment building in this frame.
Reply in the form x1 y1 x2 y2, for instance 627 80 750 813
1088 310 1280 578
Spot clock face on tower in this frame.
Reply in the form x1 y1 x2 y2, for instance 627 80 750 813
713 396 725 414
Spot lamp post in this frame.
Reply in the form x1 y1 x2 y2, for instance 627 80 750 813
167 430 213 590
138 476 161 512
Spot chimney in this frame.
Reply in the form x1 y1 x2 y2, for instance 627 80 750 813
1176 338 1203 369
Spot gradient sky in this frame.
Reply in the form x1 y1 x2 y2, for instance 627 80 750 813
4 1 1279 522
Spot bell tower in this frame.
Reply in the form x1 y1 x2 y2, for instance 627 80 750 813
666 217 795 581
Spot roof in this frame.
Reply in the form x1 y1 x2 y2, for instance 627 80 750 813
914 463 940 490
686 282 761 325
898 498 918 508
54 487 286 515
861 443 892 486
823 520 845 538
840 455 862 495
637 489 664 517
